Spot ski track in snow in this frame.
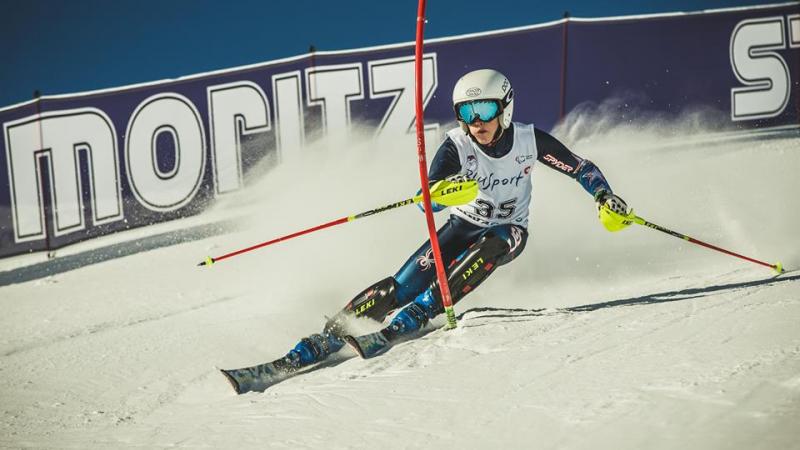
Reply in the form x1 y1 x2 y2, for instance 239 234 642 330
1 126 799 449
1 295 239 359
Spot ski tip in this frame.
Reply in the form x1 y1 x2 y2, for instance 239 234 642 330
219 369 243 394
343 335 366 359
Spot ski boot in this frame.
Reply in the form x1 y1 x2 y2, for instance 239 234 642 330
221 330 345 394
345 288 439 359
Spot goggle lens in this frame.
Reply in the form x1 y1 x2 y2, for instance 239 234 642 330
456 100 501 124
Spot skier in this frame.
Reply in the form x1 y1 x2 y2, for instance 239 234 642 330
222 69 629 393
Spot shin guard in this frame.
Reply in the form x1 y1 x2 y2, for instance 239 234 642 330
424 231 513 315
324 276 402 337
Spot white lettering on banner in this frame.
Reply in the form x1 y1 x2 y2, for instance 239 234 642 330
272 71 304 162
368 54 438 137
207 82 271 194
730 17 790 121
4 109 122 243
125 93 206 211
790 14 800 48
151 126 180 179
4 54 444 246
305 63 364 138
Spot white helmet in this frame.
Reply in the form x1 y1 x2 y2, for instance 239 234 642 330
452 69 514 130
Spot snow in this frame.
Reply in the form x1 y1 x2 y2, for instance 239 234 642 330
1 115 799 449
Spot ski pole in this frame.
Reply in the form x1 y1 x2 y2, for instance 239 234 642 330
197 178 477 267
625 211 784 274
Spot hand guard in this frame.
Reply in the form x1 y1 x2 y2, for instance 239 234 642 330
416 190 447 213
417 174 471 214
595 190 631 232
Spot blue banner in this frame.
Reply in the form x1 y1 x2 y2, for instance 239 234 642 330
1 2 797 258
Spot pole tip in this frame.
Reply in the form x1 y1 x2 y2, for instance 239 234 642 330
198 256 214 267
442 306 458 330
774 262 784 274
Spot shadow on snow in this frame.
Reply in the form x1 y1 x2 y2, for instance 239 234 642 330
456 271 800 324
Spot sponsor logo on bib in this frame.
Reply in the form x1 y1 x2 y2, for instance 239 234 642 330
475 171 526 191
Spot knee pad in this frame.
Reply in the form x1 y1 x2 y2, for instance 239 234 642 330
324 276 401 336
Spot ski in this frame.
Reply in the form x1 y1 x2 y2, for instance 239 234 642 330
220 358 297 394
344 331 392 359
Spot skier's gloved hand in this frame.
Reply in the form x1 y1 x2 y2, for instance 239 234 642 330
595 190 631 232
443 174 470 184
595 190 627 214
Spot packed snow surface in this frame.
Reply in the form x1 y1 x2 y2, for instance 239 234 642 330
1 115 799 449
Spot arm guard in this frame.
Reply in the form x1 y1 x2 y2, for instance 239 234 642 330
574 159 613 199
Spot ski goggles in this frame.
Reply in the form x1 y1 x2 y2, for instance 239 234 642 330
455 100 502 124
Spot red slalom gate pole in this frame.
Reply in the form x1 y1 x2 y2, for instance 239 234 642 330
414 0 458 329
